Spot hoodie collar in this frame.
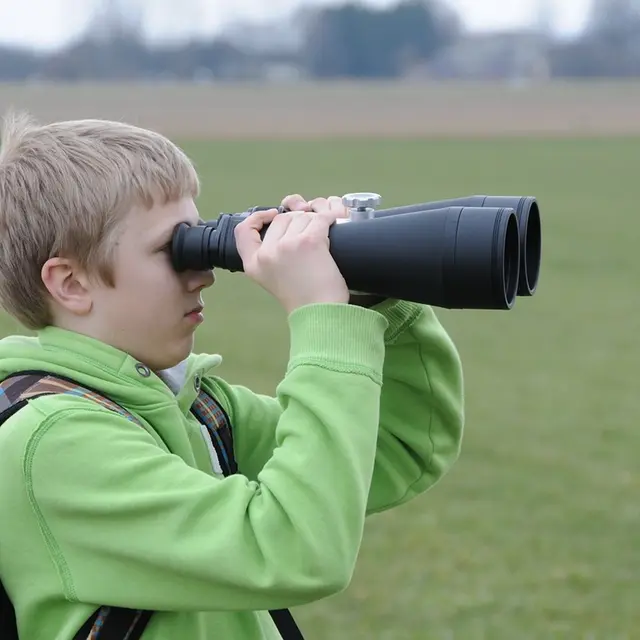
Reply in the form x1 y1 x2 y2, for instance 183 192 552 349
0 326 223 416
157 360 190 395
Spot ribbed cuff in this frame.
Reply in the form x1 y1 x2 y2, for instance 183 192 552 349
373 299 425 344
287 303 388 383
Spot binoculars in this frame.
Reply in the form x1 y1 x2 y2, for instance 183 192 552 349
170 193 541 311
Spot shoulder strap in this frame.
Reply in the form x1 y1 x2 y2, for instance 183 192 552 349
191 389 304 640
0 371 304 640
191 389 238 476
189 391 304 640
0 372 141 426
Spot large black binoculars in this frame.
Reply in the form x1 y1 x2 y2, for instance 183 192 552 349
171 193 541 311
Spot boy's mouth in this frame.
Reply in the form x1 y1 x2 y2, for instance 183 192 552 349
185 304 205 323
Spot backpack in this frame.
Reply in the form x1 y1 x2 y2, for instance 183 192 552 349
0 370 304 640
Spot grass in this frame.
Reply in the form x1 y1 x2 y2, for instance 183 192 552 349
1 136 638 638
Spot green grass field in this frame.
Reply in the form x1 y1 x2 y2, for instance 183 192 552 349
1 135 638 638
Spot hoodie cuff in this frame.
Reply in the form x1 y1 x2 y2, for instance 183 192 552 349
372 299 425 344
287 303 388 383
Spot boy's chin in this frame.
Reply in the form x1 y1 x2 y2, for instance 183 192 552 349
142 341 193 373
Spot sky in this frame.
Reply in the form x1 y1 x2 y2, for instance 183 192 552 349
0 0 593 51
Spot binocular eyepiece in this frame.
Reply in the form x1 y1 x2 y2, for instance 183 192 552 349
171 192 542 311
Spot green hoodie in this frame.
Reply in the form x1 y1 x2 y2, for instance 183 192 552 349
0 299 464 640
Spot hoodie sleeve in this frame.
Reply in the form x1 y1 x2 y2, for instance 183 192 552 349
210 300 465 516
20 303 390 612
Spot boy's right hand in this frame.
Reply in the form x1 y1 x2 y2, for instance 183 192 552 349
234 206 350 314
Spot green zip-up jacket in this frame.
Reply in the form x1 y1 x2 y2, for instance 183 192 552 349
0 300 464 640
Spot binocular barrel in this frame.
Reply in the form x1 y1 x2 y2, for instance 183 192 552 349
171 203 523 311
372 196 541 297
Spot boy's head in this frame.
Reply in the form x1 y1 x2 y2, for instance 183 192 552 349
0 112 215 371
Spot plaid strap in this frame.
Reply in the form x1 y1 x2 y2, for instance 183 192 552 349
191 389 237 476
0 372 142 426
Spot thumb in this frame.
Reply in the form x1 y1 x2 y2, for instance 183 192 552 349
234 209 279 265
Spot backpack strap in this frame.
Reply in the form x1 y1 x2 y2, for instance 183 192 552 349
191 389 238 476
73 607 153 640
0 371 304 640
189 391 304 640
0 372 142 426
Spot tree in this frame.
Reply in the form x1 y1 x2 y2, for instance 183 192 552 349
584 0 640 76
550 0 640 76
303 0 461 79
84 0 144 44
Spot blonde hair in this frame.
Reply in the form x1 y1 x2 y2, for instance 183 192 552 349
0 111 199 329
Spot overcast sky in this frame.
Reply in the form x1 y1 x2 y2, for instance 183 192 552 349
0 0 592 50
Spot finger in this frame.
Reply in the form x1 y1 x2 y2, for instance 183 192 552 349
315 207 343 224
234 209 279 262
327 196 348 217
281 194 311 212
308 197 330 213
260 211 295 248
303 209 338 241
281 211 314 239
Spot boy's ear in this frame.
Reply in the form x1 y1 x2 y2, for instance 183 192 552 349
41 257 94 316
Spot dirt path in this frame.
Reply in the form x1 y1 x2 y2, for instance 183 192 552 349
1 81 639 138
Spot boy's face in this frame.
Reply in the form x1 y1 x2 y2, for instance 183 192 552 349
85 197 214 371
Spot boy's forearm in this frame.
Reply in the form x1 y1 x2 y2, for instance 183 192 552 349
226 299 464 516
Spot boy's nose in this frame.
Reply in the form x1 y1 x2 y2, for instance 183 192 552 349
186 268 215 291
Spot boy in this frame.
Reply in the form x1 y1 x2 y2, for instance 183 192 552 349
0 112 464 639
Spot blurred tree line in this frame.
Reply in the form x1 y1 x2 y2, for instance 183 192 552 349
549 0 640 77
0 0 639 81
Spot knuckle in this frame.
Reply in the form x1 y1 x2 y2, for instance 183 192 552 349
301 231 327 248
317 210 338 223
278 237 299 253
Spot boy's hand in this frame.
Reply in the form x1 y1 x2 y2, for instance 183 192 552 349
234 204 350 315
279 194 387 308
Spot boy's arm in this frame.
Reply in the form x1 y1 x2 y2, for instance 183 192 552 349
19 304 389 612
213 299 464 516
365 299 464 513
